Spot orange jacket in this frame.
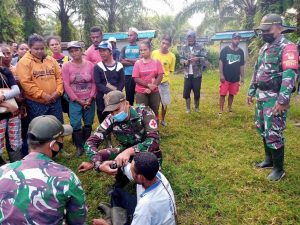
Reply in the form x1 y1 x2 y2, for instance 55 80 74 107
16 51 63 103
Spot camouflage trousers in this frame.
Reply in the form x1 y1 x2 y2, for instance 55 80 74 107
255 98 287 149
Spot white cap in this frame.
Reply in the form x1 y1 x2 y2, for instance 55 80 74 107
108 37 117 43
128 27 138 35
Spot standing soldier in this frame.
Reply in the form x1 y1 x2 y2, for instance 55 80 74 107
248 14 299 181
180 31 207 113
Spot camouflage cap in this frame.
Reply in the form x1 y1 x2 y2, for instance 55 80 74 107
28 115 73 143
103 90 126 112
257 13 283 31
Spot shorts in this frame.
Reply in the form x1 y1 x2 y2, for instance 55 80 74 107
219 81 239 96
158 82 171 107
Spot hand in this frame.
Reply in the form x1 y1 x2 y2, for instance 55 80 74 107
43 93 52 104
92 218 110 225
247 96 254 105
0 95 5 104
76 99 86 108
51 91 60 100
99 161 118 175
147 83 157 91
115 148 133 167
78 162 94 173
272 103 287 115
144 88 151 94
220 75 225 83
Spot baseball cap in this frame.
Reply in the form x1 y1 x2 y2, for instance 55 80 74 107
103 90 126 112
28 115 73 143
67 41 82 50
96 41 112 51
0 51 4 57
232 32 241 39
256 13 283 31
128 27 138 35
108 37 117 43
186 30 196 38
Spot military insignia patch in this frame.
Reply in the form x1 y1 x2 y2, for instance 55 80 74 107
149 119 158 129
282 44 299 70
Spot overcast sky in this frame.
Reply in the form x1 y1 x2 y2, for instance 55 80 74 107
39 0 204 29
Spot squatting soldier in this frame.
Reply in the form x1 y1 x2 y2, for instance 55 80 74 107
0 115 87 224
78 90 161 176
248 14 299 181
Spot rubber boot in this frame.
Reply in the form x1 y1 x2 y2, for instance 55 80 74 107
267 146 285 181
83 125 92 143
73 130 84 157
98 202 112 224
111 207 128 225
256 139 273 169
7 148 23 162
185 98 191 113
195 98 200 112
0 155 6 166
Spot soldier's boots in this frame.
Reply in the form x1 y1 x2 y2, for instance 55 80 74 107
256 140 273 169
186 98 191 113
83 125 92 143
73 130 84 157
7 148 23 162
267 146 285 181
0 156 6 166
98 202 112 224
195 98 200 112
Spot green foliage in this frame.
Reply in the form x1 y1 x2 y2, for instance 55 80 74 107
56 69 300 224
0 0 23 42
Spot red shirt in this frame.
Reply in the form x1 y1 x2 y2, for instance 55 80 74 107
132 59 164 93
84 45 102 65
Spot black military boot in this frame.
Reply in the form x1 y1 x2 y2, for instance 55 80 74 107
0 156 6 166
73 130 84 157
267 146 285 181
82 125 92 143
7 148 23 162
256 139 273 169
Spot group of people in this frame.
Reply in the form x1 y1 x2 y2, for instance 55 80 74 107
0 12 299 224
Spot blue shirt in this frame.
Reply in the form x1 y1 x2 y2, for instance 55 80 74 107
120 44 140 76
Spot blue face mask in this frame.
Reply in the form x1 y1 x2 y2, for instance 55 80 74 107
113 111 128 122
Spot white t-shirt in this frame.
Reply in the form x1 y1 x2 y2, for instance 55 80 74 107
123 164 176 225
188 46 194 74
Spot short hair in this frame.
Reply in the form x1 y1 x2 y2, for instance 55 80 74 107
133 152 159 180
161 34 172 44
17 43 28 50
28 34 45 48
46 36 61 46
90 26 102 33
140 40 152 50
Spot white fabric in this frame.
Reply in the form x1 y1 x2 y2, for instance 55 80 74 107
3 85 20 100
188 46 193 74
123 164 176 225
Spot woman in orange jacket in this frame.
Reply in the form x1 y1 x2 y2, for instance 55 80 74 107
16 34 64 123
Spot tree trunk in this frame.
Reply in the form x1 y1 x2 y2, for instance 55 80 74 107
58 0 71 41
107 0 117 32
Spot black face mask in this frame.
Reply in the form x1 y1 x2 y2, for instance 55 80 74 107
51 141 64 158
262 33 276 43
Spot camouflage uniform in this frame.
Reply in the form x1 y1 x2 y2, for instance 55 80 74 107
248 35 298 149
0 152 87 224
85 104 161 169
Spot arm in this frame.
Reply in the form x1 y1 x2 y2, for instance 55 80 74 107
120 46 133 66
132 62 149 88
179 46 188 66
170 54 176 76
54 60 64 96
62 64 79 101
65 173 87 225
94 65 111 94
117 66 125 91
89 63 97 99
3 85 20 100
153 60 164 86
219 60 225 82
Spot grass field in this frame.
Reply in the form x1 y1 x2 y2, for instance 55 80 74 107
57 68 300 225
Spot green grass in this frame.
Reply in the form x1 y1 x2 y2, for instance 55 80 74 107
57 69 300 225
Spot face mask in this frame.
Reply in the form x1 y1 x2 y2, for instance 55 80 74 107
262 33 276 43
51 141 64 158
113 111 128 122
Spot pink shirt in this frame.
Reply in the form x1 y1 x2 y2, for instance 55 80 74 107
132 59 164 93
62 60 96 101
84 45 102 65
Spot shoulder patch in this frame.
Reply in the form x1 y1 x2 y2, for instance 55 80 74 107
149 119 158 129
282 44 299 70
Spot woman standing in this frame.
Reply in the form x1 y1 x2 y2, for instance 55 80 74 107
132 40 164 117
0 50 22 165
62 41 96 156
16 34 64 123
94 41 124 123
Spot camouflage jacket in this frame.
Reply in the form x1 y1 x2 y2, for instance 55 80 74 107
85 105 161 164
0 152 87 225
180 42 207 78
248 35 299 105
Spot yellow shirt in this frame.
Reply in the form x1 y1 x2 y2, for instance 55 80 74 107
151 50 176 83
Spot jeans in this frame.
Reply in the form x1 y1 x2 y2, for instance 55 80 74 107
69 100 95 131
